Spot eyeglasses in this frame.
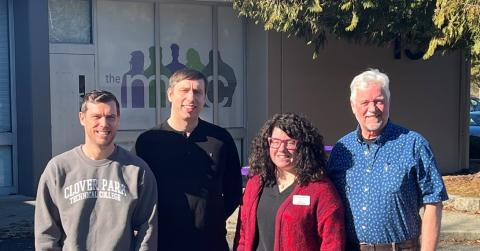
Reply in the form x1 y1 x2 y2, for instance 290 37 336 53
268 137 298 150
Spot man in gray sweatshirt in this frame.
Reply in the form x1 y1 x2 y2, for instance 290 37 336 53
35 90 158 250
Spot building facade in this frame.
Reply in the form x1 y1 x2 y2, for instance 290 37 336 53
1 0 471 196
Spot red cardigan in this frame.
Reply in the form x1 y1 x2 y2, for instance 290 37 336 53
233 175 345 251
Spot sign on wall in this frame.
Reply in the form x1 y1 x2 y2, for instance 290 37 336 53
97 1 244 130
159 4 214 123
218 6 244 128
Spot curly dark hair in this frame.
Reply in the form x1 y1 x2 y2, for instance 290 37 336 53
248 112 326 186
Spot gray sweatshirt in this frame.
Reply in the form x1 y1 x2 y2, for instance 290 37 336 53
35 145 157 251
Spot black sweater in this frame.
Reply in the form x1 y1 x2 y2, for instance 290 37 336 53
134 119 242 251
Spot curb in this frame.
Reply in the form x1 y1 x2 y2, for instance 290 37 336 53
440 210 480 241
444 195 480 213
440 231 480 241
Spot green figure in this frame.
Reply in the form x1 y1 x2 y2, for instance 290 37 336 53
145 46 171 108
186 48 205 72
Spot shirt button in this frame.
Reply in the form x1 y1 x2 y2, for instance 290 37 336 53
364 151 368 155
361 225 366 229
366 169 371 173
362 206 367 210
364 187 369 192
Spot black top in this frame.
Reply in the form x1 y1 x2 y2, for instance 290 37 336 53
134 119 242 251
255 183 295 251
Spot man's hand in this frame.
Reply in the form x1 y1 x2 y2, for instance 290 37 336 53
421 203 443 251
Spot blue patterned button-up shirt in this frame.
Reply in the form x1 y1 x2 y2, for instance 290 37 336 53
326 121 448 244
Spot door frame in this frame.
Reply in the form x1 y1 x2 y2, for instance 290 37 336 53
0 0 18 195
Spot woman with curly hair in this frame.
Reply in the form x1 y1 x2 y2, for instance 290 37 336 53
234 113 345 251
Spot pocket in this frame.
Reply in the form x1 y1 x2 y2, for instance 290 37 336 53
380 162 407 194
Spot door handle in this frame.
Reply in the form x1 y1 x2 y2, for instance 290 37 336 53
79 75 85 110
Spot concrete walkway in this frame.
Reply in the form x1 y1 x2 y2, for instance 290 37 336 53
0 196 34 239
441 211 480 241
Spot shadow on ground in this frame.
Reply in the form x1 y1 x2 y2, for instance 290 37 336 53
0 238 33 251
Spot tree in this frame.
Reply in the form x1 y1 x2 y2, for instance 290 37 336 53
233 0 480 59
472 53 480 95
426 0 480 58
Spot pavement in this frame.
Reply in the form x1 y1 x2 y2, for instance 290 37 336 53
0 194 479 249
0 196 34 239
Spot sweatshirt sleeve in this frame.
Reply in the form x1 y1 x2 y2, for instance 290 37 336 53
34 165 63 251
222 133 243 218
133 166 158 251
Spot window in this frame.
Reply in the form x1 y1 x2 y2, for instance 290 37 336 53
48 0 92 44
158 4 214 122
217 6 244 128
95 1 246 162
97 2 244 127
158 3 246 163
97 0 156 130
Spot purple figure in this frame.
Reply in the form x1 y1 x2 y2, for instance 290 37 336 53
166 43 186 73
121 51 145 108
241 166 250 176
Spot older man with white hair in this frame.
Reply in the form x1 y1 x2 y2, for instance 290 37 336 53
327 69 448 251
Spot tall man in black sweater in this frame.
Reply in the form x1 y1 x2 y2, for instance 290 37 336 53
134 68 242 251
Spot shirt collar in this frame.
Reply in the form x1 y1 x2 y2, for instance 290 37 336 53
161 118 203 137
356 120 393 145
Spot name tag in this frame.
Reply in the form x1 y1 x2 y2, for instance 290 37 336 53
292 195 310 206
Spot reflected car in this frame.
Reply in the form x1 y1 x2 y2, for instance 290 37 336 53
471 97 480 112
471 111 480 137
470 110 480 159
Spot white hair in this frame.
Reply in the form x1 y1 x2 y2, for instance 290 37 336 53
350 69 391 101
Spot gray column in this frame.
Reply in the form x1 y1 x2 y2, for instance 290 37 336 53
13 0 51 196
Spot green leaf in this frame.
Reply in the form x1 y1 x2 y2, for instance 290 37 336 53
345 11 359 31
309 0 323 13
362 0 375 9
232 0 480 59
340 1 352 11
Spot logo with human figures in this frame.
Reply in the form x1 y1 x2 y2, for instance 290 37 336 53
120 43 237 108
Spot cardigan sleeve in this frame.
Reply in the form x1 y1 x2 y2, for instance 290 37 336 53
316 187 346 251
233 205 246 251
233 176 260 251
